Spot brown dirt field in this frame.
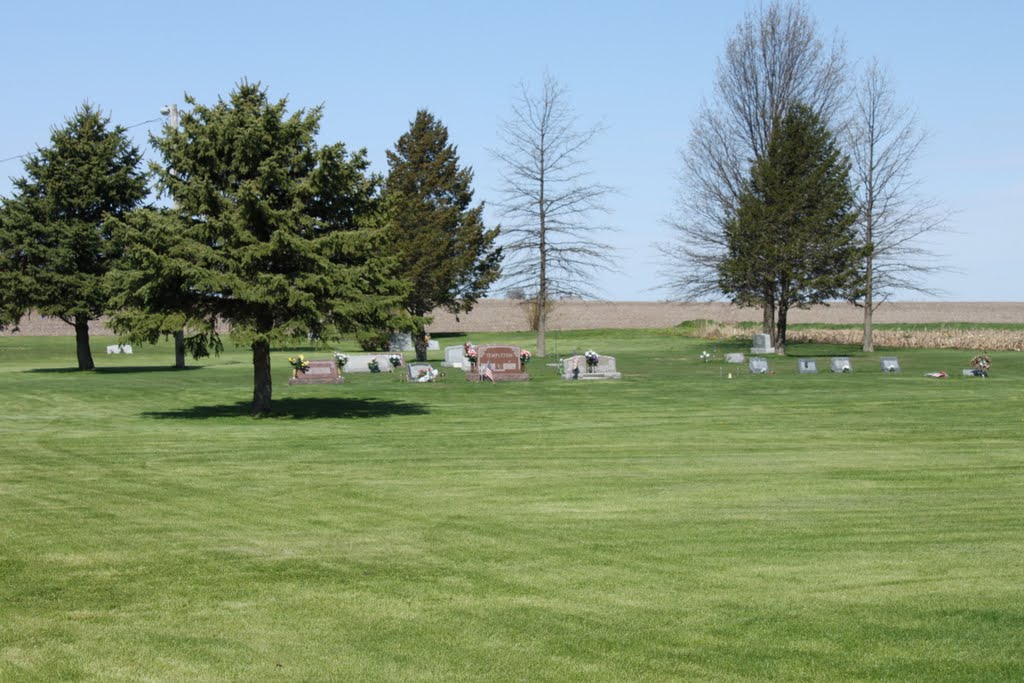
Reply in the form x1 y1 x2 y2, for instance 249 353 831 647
424 300 1024 333
6 300 1022 337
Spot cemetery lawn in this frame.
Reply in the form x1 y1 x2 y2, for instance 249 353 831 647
1 331 1022 682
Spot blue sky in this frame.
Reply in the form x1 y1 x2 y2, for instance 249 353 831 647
2 1 1020 301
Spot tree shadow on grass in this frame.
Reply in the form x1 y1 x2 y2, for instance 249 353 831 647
26 365 205 374
142 397 430 420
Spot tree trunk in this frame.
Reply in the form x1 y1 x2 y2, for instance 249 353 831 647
761 291 777 348
174 329 187 368
862 258 874 352
414 328 429 362
74 315 95 371
251 340 272 416
775 304 788 356
536 295 547 358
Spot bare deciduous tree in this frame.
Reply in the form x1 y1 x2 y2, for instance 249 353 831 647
492 72 615 357
659 0 846 343
848 59 952 351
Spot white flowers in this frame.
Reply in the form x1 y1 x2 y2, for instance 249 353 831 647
700 351 711 362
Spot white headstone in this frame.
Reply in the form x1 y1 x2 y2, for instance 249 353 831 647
724 353 745 364
442 345 467 368
343 353 394 373
560 354 621 380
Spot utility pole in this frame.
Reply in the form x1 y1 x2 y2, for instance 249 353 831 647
161 104 187 369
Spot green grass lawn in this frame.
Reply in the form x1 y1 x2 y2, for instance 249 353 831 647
2 331 1022 681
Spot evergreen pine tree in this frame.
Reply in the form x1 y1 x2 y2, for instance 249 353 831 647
0 103 148 370
719 104 863 353
383 110 500 361
112 81 406 415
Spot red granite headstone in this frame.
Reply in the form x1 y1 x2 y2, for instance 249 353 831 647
288 359 344 385
468 345 529 382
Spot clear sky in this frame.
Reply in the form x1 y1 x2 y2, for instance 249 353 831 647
2 1 1020 301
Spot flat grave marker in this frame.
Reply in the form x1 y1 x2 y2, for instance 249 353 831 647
830 357 852 373
880 357 901 373
749 357 769 374
797 358 818 374
288 359 344 385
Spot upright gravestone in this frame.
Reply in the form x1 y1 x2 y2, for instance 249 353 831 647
469 345 529 382
288 359 344 385
344 353 395 373
749 357 769 374
561 354 622 380
830 357 852 373
750 334 775 355
797 358 818 374
442 345 468 368
880 357 901 373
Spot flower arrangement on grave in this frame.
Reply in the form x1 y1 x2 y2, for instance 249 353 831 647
288 354 310 375
585 350 599 372
464 342 477 365
388 354 404 368
970 354 991 377
699 351 711 363
333 352 349 370
367 358 381 373
520 349 531 366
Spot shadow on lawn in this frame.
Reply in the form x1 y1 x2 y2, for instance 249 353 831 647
27 365 205 374
142 396 430 420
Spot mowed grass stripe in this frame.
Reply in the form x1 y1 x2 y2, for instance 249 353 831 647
1 332 1022 681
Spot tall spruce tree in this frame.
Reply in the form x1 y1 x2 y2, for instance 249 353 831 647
0 103 148 370
114 81 406 415
106 207 223 362
383 110 500 361
719 104 862 353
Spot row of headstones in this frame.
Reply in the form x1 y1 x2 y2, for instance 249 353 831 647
728 354 902 374
442 345 621 381
292 343 623 385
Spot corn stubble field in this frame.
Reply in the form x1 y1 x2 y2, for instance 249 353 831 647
1 320 1022 681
